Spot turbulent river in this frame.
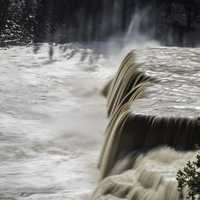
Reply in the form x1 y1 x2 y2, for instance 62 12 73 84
0 44 116 200
0 43 198 200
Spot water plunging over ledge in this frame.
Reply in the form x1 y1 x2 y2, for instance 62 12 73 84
0 44 200 200
93 48 200 200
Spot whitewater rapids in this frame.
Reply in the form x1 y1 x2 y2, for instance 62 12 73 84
0 44 199 200
0 44 114 200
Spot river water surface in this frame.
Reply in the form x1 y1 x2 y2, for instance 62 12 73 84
0 44 115 200
1 43 199 200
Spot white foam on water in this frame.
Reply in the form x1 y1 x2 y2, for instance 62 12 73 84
0 44 113 199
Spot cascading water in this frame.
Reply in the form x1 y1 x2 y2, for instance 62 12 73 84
1 1 200 200
0 37 199 200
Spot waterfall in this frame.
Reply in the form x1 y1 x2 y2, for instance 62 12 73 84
92 48 200 200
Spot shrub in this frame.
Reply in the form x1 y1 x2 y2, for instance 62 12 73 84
177 153 200 200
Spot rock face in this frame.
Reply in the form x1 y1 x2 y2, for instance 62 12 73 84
33 0 200 46
154 0 200 46
92 47 200 200
1 0 200 46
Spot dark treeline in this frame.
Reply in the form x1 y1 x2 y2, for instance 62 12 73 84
0 0 200 46
0 0 36 45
